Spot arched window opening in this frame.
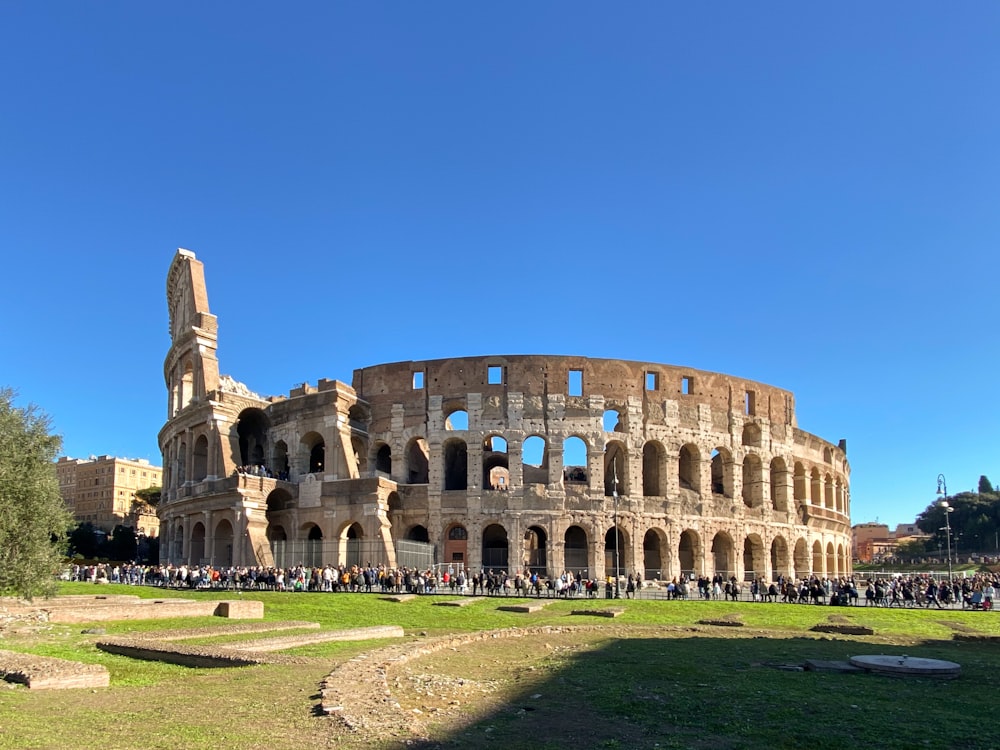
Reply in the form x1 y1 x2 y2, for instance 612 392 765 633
177 442 187 484
770 458 789 512
643 529 665 581
190 522 206 564
810 469 822 506
710 449 733 497
272 441 289 480
742 454 763 508
482 524 509 571
407 525 429 542
444 524 468 564
604 525 626 579
678 530 698 579
793 462 807 503
406 438 429 484
562 436 588 484
678 444 700 493
743 535 765 581
444 410 468 431
711 532 734 579
824 474 834 510
267 525 287 542
301 432 325 474
564 525 588 572
181 361 195 410
604 441 627 497
835 480 844 513
812 540 823 575
192 435 209 482
523 526 547 573
265 488 293 514
344 522 363 568
214 519 234 567
236 408 270 470
826 541 836 577
522 435 548 484
483 435 510 490
770 536 789 581
642 441 665 497
376 444 392 475
443 439 468 491
602 409 623 432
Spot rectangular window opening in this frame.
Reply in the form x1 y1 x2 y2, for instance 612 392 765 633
745 390 756 416
568 369 583 396
488 365 503 385
412 371 425 390
682 376 693 395
645 372 658 391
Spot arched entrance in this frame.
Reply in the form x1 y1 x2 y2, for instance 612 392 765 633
482 524 509 571
523 526 547 574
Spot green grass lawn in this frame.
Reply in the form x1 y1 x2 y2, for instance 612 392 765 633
1 582 998 749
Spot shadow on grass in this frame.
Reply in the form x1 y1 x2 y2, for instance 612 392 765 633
392 633 1000 750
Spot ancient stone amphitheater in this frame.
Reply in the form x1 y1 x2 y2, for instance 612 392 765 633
159 249 851 582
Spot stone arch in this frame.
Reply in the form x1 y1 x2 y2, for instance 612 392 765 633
375 443 392 475
711 448 734 497
406 437 429 484
267 524 287 542
301 432 325 474
812 540 823 575
711 531 735 578
642 441 666 497
602 408 624 432
214 518 234 567
604 439 628 497
826 541 836 577
835 479 844 513
562 436 588 484
272 440 289 479
678 529 701 578
604 524 627 578
192 434 209 482
265 487 294 513
793 462 807 503
523 525 547 573
824 473 834 510
190 521 206 564
235 408 269 469
180 360 195 410
406 524 429 542
444 409 468 431
342 521 363 568
482 523 509 571
742 453 764 508
810 468 822 506
769 457 789 512
443 438 468 491
483 435 510 490
643 528 668 581
522 435 548 484
444 523 468 565
564 525 588 572
678 444 700 493
743 534 765 580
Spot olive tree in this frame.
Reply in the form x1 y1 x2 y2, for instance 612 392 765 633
0 388 72 599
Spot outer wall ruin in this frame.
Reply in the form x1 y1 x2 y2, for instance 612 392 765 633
158 249 851 582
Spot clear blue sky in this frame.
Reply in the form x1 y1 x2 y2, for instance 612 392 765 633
2 4 997 532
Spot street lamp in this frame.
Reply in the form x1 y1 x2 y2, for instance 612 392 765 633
937 474 953 582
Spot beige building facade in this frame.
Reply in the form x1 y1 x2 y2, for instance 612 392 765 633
56 455 162 535
158 249 852 581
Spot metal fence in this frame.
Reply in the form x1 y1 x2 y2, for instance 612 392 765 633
269 538 435 570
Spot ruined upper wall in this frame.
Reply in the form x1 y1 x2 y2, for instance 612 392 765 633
353 354 797 426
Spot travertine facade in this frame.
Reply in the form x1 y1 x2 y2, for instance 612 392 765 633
158 249 851 581
56 455 162 534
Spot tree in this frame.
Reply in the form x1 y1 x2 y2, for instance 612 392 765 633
979 475 995 495
0 388 73 599
134 485 161 507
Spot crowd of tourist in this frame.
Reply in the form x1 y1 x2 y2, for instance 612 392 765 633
64 562 999 610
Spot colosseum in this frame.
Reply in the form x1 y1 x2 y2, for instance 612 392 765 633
158 249 852 582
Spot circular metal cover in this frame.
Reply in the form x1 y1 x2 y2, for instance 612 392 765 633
849 654 960 678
